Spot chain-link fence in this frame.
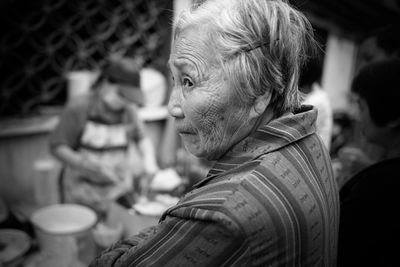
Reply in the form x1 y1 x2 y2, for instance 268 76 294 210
0 0 173 117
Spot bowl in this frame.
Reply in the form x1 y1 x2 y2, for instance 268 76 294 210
0 229 31 264
30 204 97 235
30 204 97 266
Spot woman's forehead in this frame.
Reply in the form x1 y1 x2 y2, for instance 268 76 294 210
170 28 216 66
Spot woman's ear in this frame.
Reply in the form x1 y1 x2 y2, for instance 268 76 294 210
250 91 272 119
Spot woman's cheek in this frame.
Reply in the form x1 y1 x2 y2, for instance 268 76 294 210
190 99 223 134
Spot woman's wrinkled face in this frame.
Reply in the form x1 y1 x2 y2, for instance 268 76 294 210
168 27 255 160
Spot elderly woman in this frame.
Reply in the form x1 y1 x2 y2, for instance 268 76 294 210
90 0 339 266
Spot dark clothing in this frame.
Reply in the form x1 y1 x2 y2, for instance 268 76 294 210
338 157 400 266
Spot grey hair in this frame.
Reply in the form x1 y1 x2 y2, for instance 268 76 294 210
173 0 317 114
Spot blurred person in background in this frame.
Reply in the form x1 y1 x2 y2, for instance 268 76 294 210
329 111 358 187
90 0 339 266
330 112 357 159
338 59 400 266
357 24 400 71
336 25 400 187
49 57 159 217
299 56 333 151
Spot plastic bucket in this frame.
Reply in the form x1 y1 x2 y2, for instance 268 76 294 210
66 70 98 102
30 204 97 267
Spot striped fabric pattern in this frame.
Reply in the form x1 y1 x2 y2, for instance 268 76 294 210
90 106 340 267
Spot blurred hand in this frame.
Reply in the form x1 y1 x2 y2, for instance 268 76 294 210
144 162 159 177
97 165 120 183
81 158 120 184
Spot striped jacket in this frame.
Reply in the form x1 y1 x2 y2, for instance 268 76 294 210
90 106 340 267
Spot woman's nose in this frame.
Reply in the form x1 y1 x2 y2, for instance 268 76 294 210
168 88 184 118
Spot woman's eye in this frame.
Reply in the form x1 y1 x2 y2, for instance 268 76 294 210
182 77 193 88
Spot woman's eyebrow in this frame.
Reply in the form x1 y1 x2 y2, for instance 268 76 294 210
172 58 197 72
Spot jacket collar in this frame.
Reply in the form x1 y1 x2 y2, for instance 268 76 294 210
193 105 317 188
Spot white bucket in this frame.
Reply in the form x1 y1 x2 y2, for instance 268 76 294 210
66 70 98 102
140 68 167 107
30 204 97 267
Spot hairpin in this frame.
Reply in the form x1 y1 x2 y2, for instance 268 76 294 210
244 39 280 52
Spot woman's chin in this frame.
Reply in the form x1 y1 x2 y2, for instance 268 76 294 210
183 143 203 158
180 134 222 160
182 140 206 158
184 143 221 161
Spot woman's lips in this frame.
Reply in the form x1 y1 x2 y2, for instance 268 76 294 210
174 124 195 135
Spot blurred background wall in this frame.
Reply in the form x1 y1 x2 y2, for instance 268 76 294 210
0 0 172 117
0 0 173 213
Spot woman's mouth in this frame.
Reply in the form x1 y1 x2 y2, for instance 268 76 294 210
174 123 195 135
